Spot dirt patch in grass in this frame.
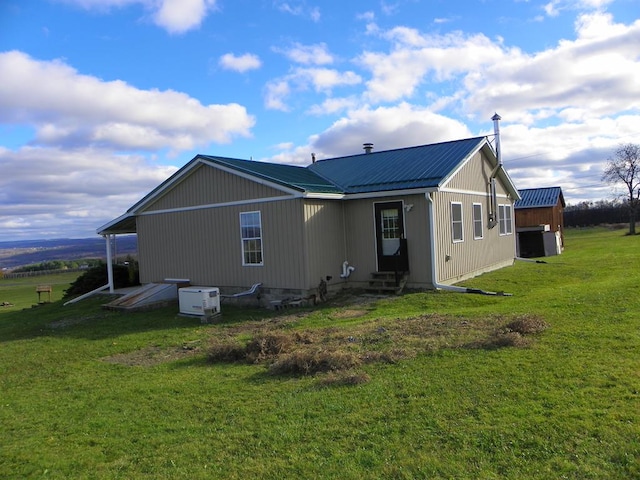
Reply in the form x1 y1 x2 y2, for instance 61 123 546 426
48 313 110 329
329 308 369 319
208 312 549 382
102 341 202 367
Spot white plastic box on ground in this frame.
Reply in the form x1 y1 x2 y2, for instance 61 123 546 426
178 287 220 316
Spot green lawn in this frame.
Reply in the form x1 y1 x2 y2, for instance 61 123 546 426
1 227 638 479
0 271 81 312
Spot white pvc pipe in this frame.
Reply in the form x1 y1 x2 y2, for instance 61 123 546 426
63 284 110 306
340 261 355 278
105 234 114 293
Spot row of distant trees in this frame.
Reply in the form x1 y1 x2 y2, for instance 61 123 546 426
564 200 638 227
10 259 104 274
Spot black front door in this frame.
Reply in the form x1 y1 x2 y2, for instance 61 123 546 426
375 201 409 272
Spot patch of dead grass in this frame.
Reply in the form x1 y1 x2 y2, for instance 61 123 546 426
504 315 549 335
207 312 549 382
101 294 548 374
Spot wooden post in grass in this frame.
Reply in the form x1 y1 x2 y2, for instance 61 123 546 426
36 285 52 303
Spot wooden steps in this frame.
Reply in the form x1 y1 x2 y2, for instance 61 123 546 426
366 271 408 295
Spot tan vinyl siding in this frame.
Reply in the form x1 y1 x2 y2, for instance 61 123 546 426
137 198 307 290
303 200 347 289
342 194 433 287
444 151 493 192
433 191 515 283
144 164 289 212
342 199 377 284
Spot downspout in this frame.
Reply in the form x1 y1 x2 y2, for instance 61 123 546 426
426 192 511 296
426 192 469 293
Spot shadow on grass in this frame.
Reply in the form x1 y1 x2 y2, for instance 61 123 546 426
0 294 276 343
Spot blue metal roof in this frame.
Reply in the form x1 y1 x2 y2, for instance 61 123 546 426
98 136 510 234
515 187 564 209
308 137 488 194
200 155 343 194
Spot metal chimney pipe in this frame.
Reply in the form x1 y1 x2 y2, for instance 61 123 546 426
488 113 502 230
363 143 373 154
492 113 502 166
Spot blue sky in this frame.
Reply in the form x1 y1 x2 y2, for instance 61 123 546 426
1 0 639 240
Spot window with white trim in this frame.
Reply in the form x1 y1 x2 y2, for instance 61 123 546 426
451 202 463 243
240 211 263 265
472 203 483 239
498 204 513 236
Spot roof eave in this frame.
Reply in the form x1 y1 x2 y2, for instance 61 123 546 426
97 212 136 235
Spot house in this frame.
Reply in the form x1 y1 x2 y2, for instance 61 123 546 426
514 187 565 258
98 117 520 302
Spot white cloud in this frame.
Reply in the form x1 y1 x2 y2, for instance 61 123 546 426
0 51 255 151
313 104 472 155
358 29 503 103
352 13 640 125
265 80 292 111
380 1 400 16
219 53 262 72
308 97 359 115
297 68 362 91
275 1 321 21
481 114 640 203
58 0 217 33
266 103 472 164
153 0 216 34
277 42 334 65
462 13 640 120
544 1 561 17
264 68 362 111
357 11 375 22
0 146 178 240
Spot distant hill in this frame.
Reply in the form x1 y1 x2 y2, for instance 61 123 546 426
0 236 137 270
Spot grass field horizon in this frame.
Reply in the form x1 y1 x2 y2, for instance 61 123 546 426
1 227 638 479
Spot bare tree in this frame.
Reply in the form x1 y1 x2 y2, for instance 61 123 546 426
602 143 640 235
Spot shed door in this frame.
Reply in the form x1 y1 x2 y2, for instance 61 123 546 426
375 201 408 272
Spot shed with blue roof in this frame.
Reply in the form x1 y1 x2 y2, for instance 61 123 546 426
514 187 565 257
98 130 520 302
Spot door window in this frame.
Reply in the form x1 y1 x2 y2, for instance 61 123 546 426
381 208 400 255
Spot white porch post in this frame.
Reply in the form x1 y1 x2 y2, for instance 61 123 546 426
104 234 115 293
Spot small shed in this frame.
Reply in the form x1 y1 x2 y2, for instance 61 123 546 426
514 187 565 258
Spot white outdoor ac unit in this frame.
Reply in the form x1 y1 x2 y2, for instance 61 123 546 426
178 287 220 316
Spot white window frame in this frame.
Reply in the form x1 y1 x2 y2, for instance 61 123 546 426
498 204 513 236
451 202 464 243
240 211 263 266
472 203 483 240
